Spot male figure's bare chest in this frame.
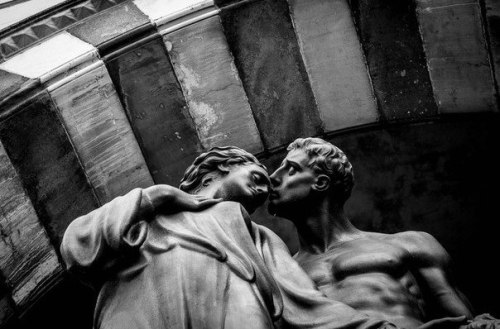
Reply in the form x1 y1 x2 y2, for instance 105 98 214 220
297 238 412 287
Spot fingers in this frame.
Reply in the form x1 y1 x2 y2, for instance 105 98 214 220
465 315 500 329
193 195 223 203
188 197 223 211
419 316 468 329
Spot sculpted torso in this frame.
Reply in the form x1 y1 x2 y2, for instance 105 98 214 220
295 232 434 328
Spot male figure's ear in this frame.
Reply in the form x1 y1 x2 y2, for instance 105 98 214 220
313 174 330 192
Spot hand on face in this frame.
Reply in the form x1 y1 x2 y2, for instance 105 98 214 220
144 185 223 215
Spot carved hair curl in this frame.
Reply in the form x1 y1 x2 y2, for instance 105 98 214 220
287 137 354 205
179 146 266 193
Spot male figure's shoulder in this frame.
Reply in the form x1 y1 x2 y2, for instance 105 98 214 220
384 230 450 266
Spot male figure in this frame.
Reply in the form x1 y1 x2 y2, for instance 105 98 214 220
268 137 498 329
61 146 395 329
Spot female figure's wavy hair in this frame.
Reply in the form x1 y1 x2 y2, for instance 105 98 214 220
287 137 354 205
179 146 266 193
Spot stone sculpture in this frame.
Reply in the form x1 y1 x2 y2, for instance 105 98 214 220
268 137 498 329
61 146 396 329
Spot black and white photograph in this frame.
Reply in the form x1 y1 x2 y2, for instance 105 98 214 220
0 0 499 328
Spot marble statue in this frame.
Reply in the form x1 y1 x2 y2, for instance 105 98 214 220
268 137 499 329
60 146 397 329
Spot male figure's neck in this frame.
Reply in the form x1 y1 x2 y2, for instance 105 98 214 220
294 199 362 254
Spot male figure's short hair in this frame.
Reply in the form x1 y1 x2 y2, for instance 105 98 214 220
179 146 266 193
287 138 354 205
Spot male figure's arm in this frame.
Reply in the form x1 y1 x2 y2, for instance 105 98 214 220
399 231 473 319
402 232 500 328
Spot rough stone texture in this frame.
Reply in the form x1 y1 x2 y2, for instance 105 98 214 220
288 0 379 131
0 0 127 60
68 2 151 48
106 37 203 185
350 0 438 120
50 62 154 203
219 0 324 150
133 0 214 23
0 32 96 79
416 0 497 113
0 69 28 100
0 141 61 311
483 0 500 108
0 92 98 246
165 16 263 153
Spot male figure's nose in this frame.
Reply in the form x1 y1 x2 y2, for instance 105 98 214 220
270 171 280 187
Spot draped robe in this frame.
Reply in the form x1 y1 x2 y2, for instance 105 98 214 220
61 188 393 329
